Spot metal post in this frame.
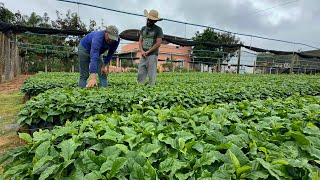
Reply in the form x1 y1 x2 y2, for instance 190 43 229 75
290 53 295 74
237 46 241 74
45 48 48 73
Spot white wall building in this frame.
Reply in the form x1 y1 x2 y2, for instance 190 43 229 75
223 47 258 74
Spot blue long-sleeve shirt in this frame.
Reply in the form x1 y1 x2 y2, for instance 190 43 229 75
80 31 120 73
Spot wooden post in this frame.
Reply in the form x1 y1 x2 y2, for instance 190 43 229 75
44 49 48 73
116 58 119 72
237 46 241 74
72 58 75 72
304 66 307 74
4 34 11 80
0 33 3 83
14 35 20 77
290 54 296 74
9 37 14 79
253 61 256 74
296 55 299 74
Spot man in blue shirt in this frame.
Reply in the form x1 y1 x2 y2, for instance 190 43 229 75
78 25 120 88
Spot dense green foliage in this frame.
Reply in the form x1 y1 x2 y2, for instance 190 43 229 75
19 73 320 126
2 73 320 179
2 96 320 179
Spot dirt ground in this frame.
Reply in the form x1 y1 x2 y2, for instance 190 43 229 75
0 75 31 92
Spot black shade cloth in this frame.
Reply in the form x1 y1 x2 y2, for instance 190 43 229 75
1 22 319 59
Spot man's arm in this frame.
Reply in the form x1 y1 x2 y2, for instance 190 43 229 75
145 38 162 55
89 35 102 74
104 39 120 65
86 34 102 87
139 35 146 57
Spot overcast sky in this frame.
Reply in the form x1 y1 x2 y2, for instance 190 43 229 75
2 0 320 52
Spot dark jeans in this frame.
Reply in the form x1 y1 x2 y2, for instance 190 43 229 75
77 45 108 88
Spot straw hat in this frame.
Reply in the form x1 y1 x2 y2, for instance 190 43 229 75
144 9 162 21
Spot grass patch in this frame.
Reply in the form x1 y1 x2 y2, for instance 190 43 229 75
0 90 25 175
0 90 25 156
0 91 24 115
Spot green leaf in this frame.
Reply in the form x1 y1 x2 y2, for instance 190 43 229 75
309 171 319 180
39 164 60 180
58 139 80 161
33 131 52 143
271 160 289 165
212 169 232 180
108 157 128 177
40 113 48 121
192 142 204 153
176 171 194 180
159 158 188 177
35 141 51 160
89 143 106 151
246 171 269 180
228 149 240 170
33 155 53 174
115 144 129 154
102 146 122 160
19 133 33 143
1 164 30 179
130 163 145 180
69 169 85 180
304 146 320 160
100 159 113 173
194 152 217 169
84 170 103 179
287 131 311 146
257 158 288 180
146 160 157 180
236 165 250 177
0 147 25 164
100 129 123 142
138 143 162 157
82 150 100 171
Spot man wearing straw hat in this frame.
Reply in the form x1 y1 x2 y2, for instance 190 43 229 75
137 9 164 85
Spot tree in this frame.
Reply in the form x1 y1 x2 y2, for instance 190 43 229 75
192 28 241 64
2 7 99 73
0 5 15 23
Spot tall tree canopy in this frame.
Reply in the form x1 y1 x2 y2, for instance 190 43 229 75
192 28 241 63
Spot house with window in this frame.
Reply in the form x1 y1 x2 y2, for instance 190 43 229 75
116 42 192 72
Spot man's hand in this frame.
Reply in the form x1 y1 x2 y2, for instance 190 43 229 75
145 50 150 57
101 64 107 75
141 50 147 58
86 73 97 88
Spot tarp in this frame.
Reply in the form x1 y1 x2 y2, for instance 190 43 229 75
1 22 319 59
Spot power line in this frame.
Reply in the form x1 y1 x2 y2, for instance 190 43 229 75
232 0 299 20
57 0 319 50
